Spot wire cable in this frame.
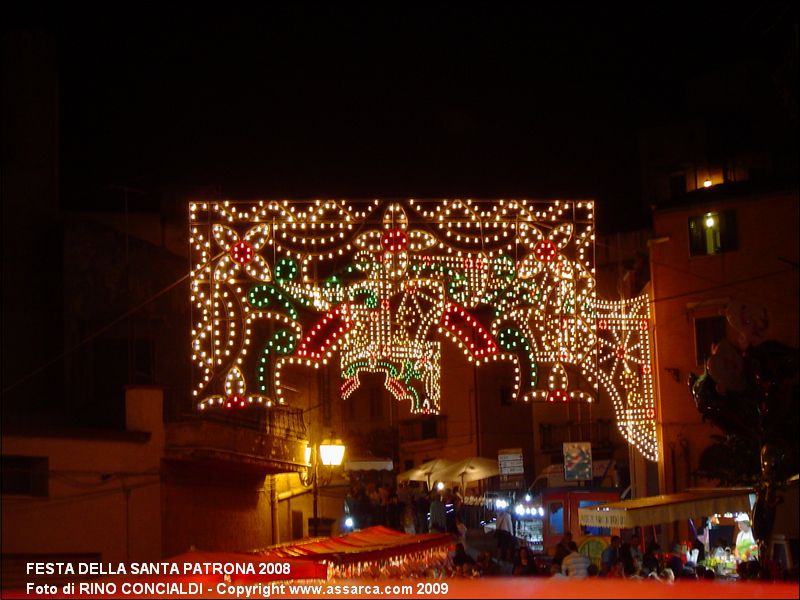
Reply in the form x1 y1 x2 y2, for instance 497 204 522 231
649 266 796 305
1 250 225 397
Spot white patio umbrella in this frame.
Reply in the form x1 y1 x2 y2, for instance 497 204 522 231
431 457 499 490
396 458 454 488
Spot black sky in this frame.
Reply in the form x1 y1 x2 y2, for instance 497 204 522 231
5 2 797 233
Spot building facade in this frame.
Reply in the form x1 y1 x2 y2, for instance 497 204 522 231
2 389 163 586
649 183 799 498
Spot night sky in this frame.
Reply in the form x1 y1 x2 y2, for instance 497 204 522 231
5 2 797 232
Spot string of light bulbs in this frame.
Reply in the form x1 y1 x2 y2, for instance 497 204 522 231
189 199 658 460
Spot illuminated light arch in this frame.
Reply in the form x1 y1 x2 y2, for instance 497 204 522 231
189 199 659 460
295 306 353 360
441 303 499 358
592 295 659 461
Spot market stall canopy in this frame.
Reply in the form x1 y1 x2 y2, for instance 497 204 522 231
578 487 756 529
262 526 452 564
75 550 328 584
432 457 499 488
344 457 393 471
396 458 453 485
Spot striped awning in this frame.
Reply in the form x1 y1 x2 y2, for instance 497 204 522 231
578 488 756 529
344 458 393 471
262 526 452 564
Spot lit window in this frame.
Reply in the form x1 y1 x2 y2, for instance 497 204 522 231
688 210 737 257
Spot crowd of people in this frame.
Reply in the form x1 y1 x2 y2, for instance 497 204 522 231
445 511 782 582
547 517 776 582
346 484 786 582
344 482 408 532
345 482 468 535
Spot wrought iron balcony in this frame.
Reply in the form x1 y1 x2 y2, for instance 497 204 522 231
165 405 308 474
538 419 615 453
399 415 447 445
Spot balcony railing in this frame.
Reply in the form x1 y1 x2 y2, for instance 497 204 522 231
165 405 308 473
539 419 615 453
399 415 447 444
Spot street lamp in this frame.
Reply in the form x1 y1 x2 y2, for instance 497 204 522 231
300 435 346 537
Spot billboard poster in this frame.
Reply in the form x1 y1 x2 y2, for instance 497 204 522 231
563 442 592 481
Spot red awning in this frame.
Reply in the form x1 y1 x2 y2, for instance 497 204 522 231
261 526 453 564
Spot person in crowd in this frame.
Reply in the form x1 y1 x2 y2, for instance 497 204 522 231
414 490 430 533
587 564 599 577
402 494 416 533
512 546 539 576
344 486 357 514
444 488 457 534
344 486 359 528
476 551 501 576
645 570 661 581
429 491 447 533
552 531 573 572
618 533 642 576
600 535 621 575
631 535 644 570
367 483 382 526
681 566 698 579
694 565 708 579
666 543 684 577
455 516 468 547
452 542 475 574
379 484 393 526
452 485 465 520
692 517 710 563
737 560 763 580
734 514 759 562
641 542 662 576
495 506 515 562
561 541 591 578
386 493 404 532
379 483 391 505
354 485 371 528
690 535 705 564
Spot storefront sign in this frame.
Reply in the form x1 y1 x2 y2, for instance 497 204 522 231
499 448 525 490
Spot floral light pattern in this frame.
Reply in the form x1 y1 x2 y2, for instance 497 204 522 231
189 199 659 460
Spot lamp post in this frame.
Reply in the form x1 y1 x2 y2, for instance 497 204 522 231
301 436 346 537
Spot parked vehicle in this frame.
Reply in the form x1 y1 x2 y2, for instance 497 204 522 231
514 487 622 565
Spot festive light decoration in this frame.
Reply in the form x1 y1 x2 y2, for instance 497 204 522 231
189 199 658 460
593 296 659 461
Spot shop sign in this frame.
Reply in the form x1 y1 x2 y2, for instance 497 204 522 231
499 448 525 490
